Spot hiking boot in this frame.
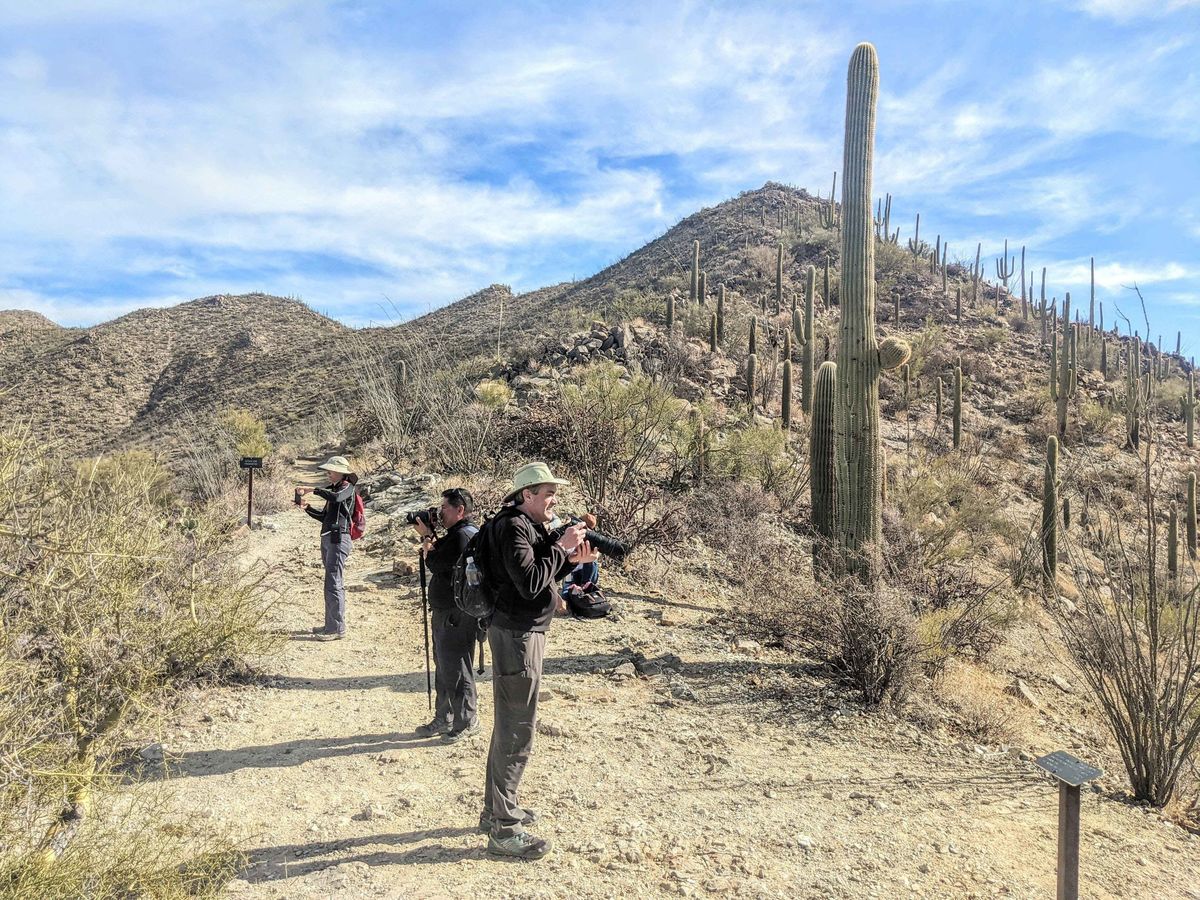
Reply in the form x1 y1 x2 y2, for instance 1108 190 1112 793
442 720 480 744
415 719 451 738
311 626 329 634
313 631 345 642
478 808 538 833
487 831 550 860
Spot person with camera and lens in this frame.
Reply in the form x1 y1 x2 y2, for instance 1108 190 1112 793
411 488 482 743
296 456 358 642
477 462 598 860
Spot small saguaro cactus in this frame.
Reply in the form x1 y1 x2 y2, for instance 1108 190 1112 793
749 316 758 356
690 240 700 302
1188 472 1198 559
397 359 408 387
1043 435 1058 588
1186 371 1197 448
901 363 910 407
699 271 707 306
717 285 727 342
782 359 794 430
783 329 793 363
792 308 803 346
823 255 831 308
955 286 962 324
1063 495 1071 530
952 365 963 449
666 296 675 330
709 313 718 352
1169 502 1179 580
1052 293 1077 443
802 264 817 415
1126 337 1145 449
775 243 784 314
811 360 838 576
834 43 912 580
746 353 758 407
935 376 943 421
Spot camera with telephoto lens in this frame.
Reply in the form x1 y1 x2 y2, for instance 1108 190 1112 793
549 517 629 563
405 506 440 528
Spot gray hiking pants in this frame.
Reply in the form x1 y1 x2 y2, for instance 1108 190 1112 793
484 626 545 838
320 532 352 634
431 607 480 730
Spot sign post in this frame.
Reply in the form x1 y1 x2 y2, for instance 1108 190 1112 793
1034 750 1102 900
239 457 263 528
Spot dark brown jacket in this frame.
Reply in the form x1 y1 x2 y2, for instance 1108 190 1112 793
486 507 574 632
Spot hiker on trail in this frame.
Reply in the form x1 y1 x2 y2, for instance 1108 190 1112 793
412 488 481 743
297 455 358 641
479 462 598 860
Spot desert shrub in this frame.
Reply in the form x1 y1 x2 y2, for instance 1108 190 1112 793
824 579 921 706
172 408 280 504
976 326 1008 351
1153 375 1187 420
77 450 175 509
1079 398 1119 444
0 423 276 891
216 408 271 458
707 416 808 512
555 361 684 506
938 663 1027 745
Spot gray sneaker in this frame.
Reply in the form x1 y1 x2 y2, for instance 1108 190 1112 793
415 719 451 738
442 720 480 744
313 631 345 642
478 808 538 833
487 831 550 860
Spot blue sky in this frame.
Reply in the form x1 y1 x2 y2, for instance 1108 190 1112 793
1 0 1198 349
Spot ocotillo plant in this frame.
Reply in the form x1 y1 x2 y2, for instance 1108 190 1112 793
1052 293 1077 443
1043 435 1058 588
1126 337 1144 449
749 316 758 355
746 353 758 408
717 286 726 342
782 359 794 430
811 360 838 576
952 365 963 449
690 240 700 303
1189 472 1197 559
803 264 817 415
835 43 911 580
775 244 784 314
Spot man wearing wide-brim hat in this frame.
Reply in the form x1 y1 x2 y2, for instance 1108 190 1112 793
297 455 358 641
477 462 598 859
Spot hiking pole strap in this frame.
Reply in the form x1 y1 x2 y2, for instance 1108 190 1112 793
477 636 485 675
419 555 432 711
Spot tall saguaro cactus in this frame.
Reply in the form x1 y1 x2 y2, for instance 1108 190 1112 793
834 43 911 580
689 240 700 303
1052 293 1076 443
775 244 784 315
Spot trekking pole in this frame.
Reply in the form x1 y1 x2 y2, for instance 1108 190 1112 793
418 554 432 711
477 635 486 676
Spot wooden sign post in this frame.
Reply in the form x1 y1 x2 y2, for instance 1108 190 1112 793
1034 750 1102 900
239 457 263 528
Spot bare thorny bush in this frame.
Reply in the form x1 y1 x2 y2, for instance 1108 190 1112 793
1055 428 1200 811
0 423 277 897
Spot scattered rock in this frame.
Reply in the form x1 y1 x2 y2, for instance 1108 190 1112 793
1008 677 1040 708
733 637 762 656
796 835 816 852
138 743 164 763
1050 674 1074 693
348 582 379 593
392 559 415 577
353 803 391 821
611 661 638 679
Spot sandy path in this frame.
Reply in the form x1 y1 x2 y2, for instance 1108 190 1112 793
136 467 1200 899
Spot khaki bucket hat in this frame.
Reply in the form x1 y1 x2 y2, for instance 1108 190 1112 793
317 455 354 475
512 461 570 493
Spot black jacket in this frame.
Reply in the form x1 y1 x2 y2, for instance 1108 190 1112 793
305 480 356 536
424 519 477 610
485 507 574 633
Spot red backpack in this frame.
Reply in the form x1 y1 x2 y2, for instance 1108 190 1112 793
350 492 366 540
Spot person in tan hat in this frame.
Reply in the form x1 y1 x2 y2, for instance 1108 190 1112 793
297 455 358 641
477 462 598 860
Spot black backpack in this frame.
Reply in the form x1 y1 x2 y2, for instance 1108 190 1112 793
452 521 494 619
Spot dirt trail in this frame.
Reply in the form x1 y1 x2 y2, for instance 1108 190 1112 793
136 464 1200 899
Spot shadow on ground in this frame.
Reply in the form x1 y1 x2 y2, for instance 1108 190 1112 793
240 828 482 882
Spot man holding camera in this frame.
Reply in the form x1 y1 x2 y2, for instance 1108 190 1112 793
479 462 597 860
412 488 481 743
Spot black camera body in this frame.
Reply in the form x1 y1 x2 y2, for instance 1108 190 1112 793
405 506 440 528
549 517 629 563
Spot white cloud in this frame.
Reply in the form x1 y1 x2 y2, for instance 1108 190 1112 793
1074 0 1200 21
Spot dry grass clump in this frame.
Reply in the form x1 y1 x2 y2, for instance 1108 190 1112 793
0 423 276 896
937 662 1028 745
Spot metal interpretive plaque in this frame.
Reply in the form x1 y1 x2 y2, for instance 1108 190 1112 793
1035 751 1102 787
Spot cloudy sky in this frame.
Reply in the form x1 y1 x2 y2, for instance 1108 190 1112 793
1 0 1197 347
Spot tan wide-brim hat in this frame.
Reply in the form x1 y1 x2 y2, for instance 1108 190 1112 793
512 461 570 493
318 455 354 475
